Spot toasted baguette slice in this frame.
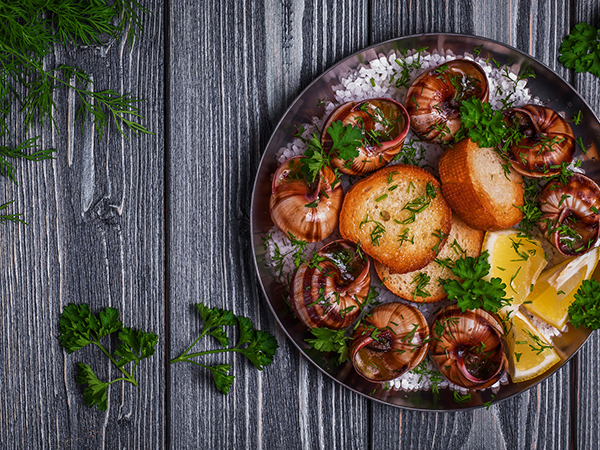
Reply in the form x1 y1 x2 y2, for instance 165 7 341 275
339 164 452 274
375 215 484 302
439 138 524 230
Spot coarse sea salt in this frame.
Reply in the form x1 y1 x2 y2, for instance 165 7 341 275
267 48 567 396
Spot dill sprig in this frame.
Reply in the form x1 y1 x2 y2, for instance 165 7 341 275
0 200 26 224
0 0 150 223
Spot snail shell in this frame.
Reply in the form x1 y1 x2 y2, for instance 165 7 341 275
429 305 508 390
269 156 343 243
321 98 410 175
405 59 489 143
290 240 370 329
504 105 575 178
351 302 429 382
538 172 600 256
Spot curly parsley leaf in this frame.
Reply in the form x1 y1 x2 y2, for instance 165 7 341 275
76 363 109 411
443 251 511 312
114 327 159 369
299 121 362 182
453 249 492 280
300 136 327 182
458 98 508 148
568 279 600 329
171 303 278 394
58 303 122 353
559 22 600 77
237 316 279 370
195 302 237 347
58 304 158 411
326 120 363 161
206 364 235 395
305 327 350 365
453 390 472 405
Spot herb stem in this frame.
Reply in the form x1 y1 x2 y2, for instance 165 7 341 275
91 339 137 385
172 347 239 362
174 329 210 361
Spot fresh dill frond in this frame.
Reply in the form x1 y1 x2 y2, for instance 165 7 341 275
0 0 151 224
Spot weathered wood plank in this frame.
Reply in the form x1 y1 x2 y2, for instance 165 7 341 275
167 0 371 448
572 5 600 450
0 2 165 448
369 1 573 449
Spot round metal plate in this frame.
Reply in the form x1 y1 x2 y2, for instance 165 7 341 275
250 33 600 411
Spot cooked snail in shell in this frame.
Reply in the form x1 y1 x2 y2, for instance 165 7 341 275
269 156 343 243
290 240 370 329
538 172 600 256
321 98 410 175
351 302 429 382
504 105 575 178
429 305 508 390
405 59 489 143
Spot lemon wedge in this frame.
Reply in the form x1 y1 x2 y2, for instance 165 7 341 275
523 247 600 329
481 230 547 309
505 311 561 382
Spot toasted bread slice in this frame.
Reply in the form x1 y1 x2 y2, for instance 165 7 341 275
375 215 484 302
339 164 452 274
439 138 524 230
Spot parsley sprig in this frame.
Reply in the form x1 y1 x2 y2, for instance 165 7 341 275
305 328 350 364
327 121 363 160
305 287 382 363
299 121 362 181
170 303 278 395
559 22 600 77
457 98 508 147
443 250 511 312
568 279 600 329
58 303 158 411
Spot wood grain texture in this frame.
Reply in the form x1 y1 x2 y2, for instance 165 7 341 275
0 2 165 448
571 5 600 450
167 1 369 449
4 0 600 448
369 2 573 450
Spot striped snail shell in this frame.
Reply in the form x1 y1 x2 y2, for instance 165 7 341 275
290 240 370 329
350 302 429 382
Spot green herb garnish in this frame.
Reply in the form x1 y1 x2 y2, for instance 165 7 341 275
0 200 25 224
326 120 363 161
300 121 362 181
411 273 431 301
305 328 350 364
442 250 511 312
58 303 158 411
399 182 437 224
171 303 278 395
559 22 600 77
483 394 495 410
568 279 600 329
360 214 386 246
459 98 509 147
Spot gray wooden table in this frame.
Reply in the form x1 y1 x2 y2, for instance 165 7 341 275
2 1 600 448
